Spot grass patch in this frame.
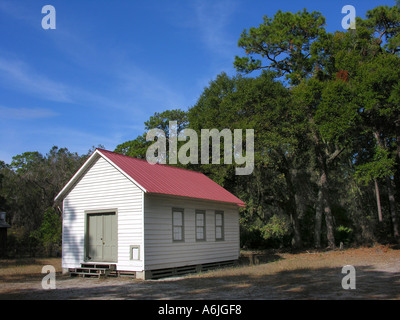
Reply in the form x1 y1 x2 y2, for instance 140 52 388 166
0 258 62 283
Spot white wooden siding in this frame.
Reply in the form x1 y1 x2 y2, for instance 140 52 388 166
144 194 240 270
62 155 144 272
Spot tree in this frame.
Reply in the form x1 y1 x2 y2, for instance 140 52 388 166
340 5 400 240
293 76 358 248
0 161 8 212
234 9 326 85
114 109 188 162
114 134 149 159
234 4 400 247
188 71 307 248
354 53 400 239
30 207 62 256
235 8 345 248
363 5 400 54
144 109 188 135
0 146 91 256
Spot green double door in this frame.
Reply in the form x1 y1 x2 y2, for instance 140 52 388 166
86 212 117 262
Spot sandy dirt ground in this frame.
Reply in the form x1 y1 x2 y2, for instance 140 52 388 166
0 246 399 300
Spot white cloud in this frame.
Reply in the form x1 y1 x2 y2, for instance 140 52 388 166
0 55 132 112
0 56 72 103
0 106 58 120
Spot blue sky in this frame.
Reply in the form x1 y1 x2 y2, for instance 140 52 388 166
0 0 395 164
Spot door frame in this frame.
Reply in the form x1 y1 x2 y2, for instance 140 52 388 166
84 208 118 263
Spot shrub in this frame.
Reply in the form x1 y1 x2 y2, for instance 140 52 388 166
260 214 292 241
335 225 354 246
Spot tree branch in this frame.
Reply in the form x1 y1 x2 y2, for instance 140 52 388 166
327 147 345 164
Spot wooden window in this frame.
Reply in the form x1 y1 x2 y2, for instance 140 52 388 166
215 211 224 241
172 208 184 241
196 210 206 241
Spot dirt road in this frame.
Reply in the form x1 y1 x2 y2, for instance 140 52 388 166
1 246 399 300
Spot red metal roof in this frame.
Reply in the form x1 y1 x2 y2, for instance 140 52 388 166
97 149 245 207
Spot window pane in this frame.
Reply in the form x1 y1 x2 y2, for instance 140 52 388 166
172 209 184 241
196 227 204 240
131 247 139 260
216 213 223 226
173 211 182 226
174 226 182 240
215 211 224 240
216 226 222 239
196 211 205 241
196 213 204 226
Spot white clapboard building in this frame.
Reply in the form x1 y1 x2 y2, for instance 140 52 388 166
55 149 245 279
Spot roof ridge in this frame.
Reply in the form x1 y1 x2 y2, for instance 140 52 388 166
96 148 206 175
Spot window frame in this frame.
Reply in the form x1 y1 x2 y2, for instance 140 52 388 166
195 210 206 241
172 208 184 242
215 210 224 241
129 245 140 260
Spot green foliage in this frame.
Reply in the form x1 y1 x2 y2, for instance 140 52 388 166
260 214 292 241
11 152 44 174
0 161 8 212
335 225 354 246
314 80 358 144
0 146 92 257
234 9 326 84
114 109 188 162
114 134 149 159
40 207 62 247
355 147 396 184
364 5 400 53
30 207 62 256
144 109 188 133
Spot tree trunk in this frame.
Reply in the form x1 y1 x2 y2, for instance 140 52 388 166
394 119 400 215
386 176 400 239
314 189 323 248
395 119 400 162
374 179 383 222
374 130 400 240
290 206 303 249
278 150 303 249
319 170 336 249
284 171 303 249
310 123 336 249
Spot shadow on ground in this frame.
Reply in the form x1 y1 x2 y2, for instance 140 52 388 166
1 264 399 300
